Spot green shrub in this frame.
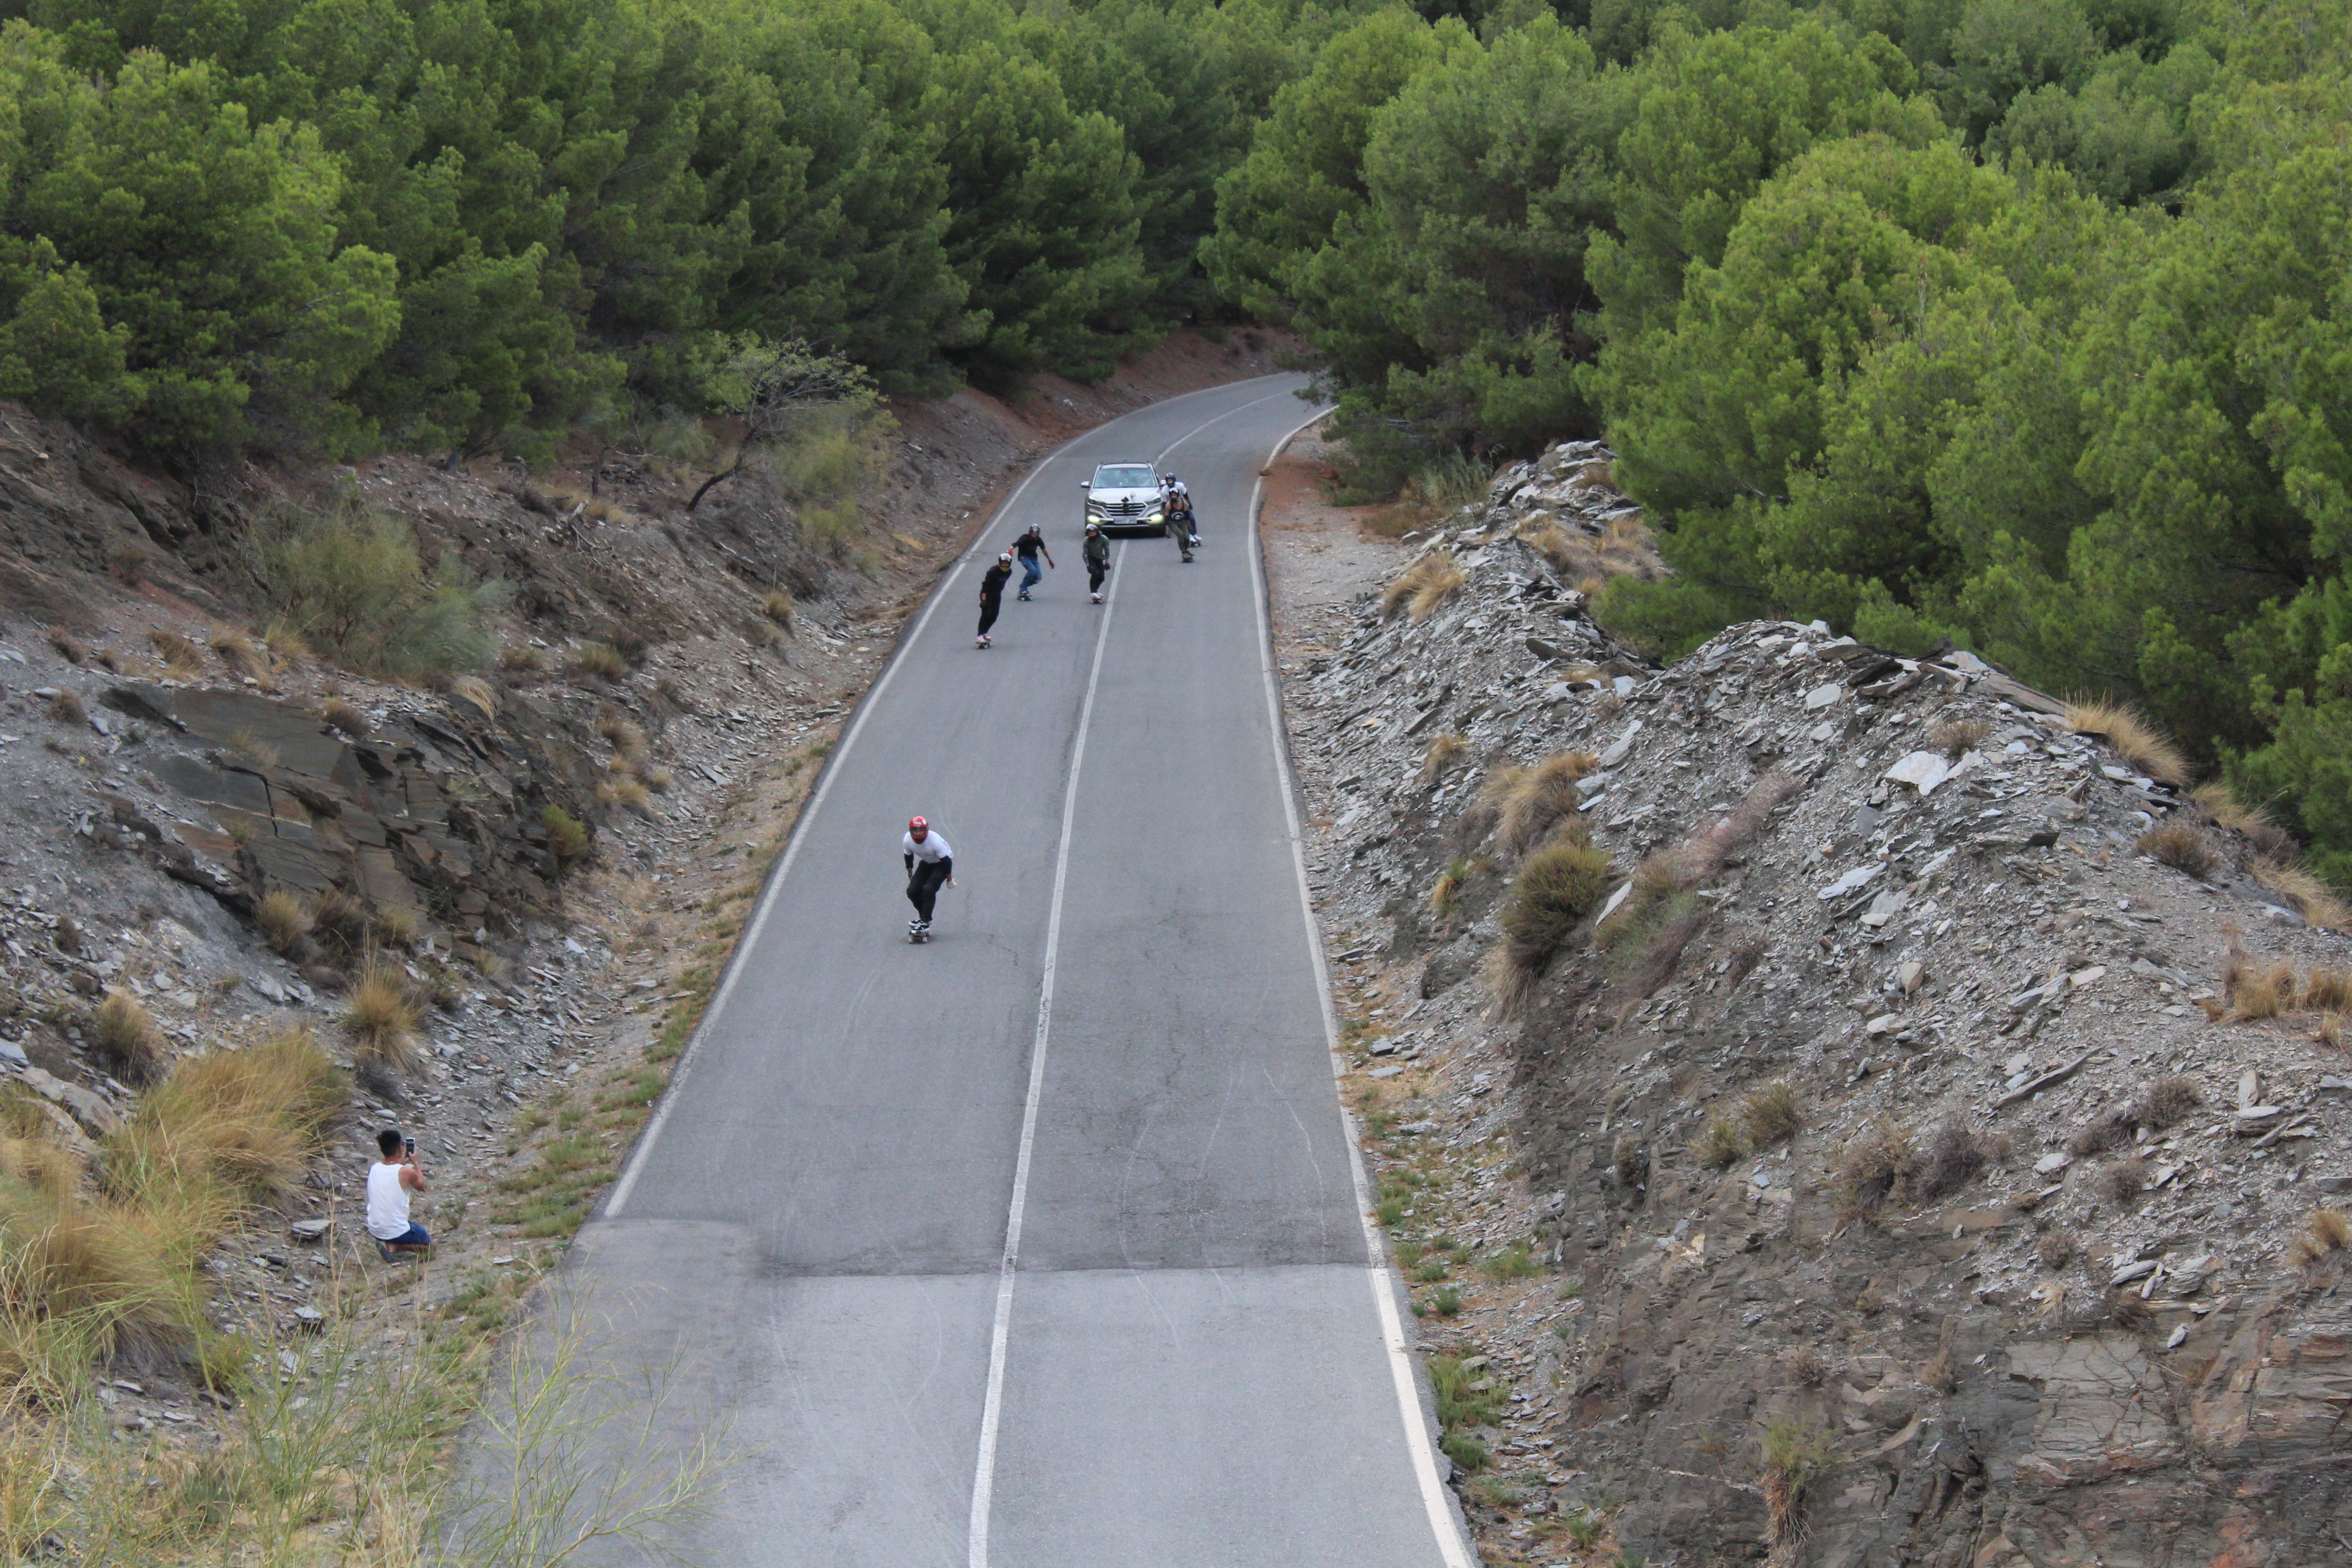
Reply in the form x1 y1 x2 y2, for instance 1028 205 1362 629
1493 840 1614 1005
1480 1244 1539 1281
250 497 505 676
541 806 590 863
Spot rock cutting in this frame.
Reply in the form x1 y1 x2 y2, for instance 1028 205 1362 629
1273 440 2352 1568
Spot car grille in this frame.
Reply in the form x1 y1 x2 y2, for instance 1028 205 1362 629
1093 496 1154 519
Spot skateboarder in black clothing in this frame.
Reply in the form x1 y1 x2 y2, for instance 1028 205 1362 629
977 553 1012 648
902 818 953 941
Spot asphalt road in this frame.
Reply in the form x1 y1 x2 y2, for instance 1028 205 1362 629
562 375 1470 1566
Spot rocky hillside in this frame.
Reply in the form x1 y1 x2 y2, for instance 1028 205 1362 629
0 330 1290 1406
1278 448 2352 1567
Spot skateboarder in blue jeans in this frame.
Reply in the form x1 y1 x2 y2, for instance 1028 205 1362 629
1013 527 1054 598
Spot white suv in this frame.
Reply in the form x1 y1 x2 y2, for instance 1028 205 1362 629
1081 462 1169 535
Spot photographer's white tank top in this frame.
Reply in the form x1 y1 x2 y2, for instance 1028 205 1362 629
367 1162 412 1239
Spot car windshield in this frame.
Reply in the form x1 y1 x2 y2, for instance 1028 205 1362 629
1093 465 1157 489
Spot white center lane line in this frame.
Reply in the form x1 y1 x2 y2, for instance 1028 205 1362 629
964 540 1122 1568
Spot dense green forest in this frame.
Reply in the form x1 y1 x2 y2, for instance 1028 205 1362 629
1210 0 2352 884
0 0 1372 451
0 0 2347 878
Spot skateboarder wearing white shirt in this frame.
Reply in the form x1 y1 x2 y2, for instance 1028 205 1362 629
902 817 954 942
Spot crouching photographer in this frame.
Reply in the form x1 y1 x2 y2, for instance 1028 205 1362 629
367 1127 430 1262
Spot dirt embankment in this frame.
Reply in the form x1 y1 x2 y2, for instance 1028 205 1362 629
1264 441 2352 1567
0 328 1297 1490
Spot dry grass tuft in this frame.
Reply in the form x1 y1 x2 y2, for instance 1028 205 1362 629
45 628 84 665
568 642 629 680
1929 716 1988 757
2230 959 2296 1020
762 590 796 626
0 1027 343 1409
1605 1135 1644 1192
450 674 498 718
260 619 312 665
2036 1228 2077 1270
1518 511 1660 590
2070 1105 2140 1156
1839 1119 1911 1210
2325 1011 2347 1049
598 777 653 814
88 991 165 1085
1487 750 1598 854
1653 769 1801 893
343 965 421 1075
1381 552 1467 622
1430 856 1476 919
45 688 84 727
1694 1113 1745 1170
2102 1155 2150 1203
1759 1420 1827 1547
1906 1121 1992 1202
498 640 549 674
2192 781 2298 857
2252 855 2352 931
2137 820 2221 879
145 628 206 677
2303 967 2352 1013
320 697 368 737
2288 1207 2352 1268
1592 770 1799 1001
1782 1345 1831 1387
210 628 267 682
113 1029 345 1208
1489 840 1614 1012
2064 698 2190 786
308 888 368 961
1739 1081 1805 1148
374 905 419 950
596 710 647 759
255 890 311 956
1417 732 1467 786
2139 1074 2202 1129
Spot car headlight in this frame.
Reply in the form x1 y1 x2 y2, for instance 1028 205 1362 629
1146 510 1164 524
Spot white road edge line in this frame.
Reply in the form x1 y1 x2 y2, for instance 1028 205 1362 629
965 381 1303 1568
604 373 1297 1218
1246 409 1478 1568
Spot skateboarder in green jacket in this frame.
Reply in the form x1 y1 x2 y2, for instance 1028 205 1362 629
1083 522 1110 603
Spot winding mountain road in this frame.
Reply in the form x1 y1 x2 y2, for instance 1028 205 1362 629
566 375 1470 1566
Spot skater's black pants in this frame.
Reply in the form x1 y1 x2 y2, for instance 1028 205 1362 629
977 595 1002 638
1087 558 1107 593
906 859 950 923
